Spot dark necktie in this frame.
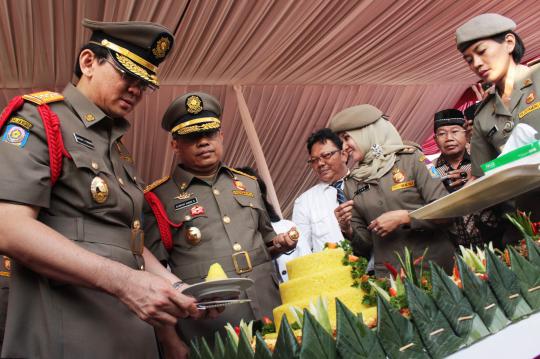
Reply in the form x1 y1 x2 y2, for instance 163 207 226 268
331 180 346 205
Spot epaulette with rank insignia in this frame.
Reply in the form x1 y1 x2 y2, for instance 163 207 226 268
474 93 494 115
22 91 64 105
227 167 257 180
144 176 170 193
398 146 417 154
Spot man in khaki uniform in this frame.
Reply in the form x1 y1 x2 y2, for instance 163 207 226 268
456 14 540 220
330 105 455 275
0 19 199 357
144 92 298 347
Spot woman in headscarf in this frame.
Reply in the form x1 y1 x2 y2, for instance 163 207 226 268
456 13 540 220
330 104 455 276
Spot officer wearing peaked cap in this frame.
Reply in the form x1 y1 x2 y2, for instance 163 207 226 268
330 104 455 276
0 18 202 358
456 13 540 221
144 92 298 347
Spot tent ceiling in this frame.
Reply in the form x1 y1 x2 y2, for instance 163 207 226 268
1 0 539 216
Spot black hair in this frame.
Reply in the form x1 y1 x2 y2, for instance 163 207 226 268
74 43 109 78
459 31 525 64
236 166 281 222
306 128 343 154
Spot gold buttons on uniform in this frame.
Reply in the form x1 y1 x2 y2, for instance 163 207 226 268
249 202 254 208
213 188 220 195
91 161 99 170
133 220 141 229
184 215 192 221
118 178 125 186
233 243 242 251
223 216 231 224
84 113 95 122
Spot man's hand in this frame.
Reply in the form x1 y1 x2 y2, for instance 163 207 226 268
271 227 298 253
445 168 472 188
368 210 410 237
115 270 199 327
334 200 354 237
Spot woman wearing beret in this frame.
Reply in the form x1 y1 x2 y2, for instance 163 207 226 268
330 104 455 276
456 13 540 220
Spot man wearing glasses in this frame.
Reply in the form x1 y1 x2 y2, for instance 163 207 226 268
0 19 201 357
292 128 349 256
433 109 504 248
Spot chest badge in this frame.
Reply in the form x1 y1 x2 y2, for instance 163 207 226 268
185 226 202 246
526 92 536 104
90 176 109 204
503 121 514 132
233 180 246 191
190 205 205 216
392 168 406 183
175 192 193 200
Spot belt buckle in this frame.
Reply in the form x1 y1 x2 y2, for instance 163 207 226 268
232 251 252 274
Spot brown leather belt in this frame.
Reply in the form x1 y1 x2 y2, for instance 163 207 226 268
175 246 271 281
39 214 145 270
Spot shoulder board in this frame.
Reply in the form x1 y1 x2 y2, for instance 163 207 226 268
22 91 64 105
227 167 257 180
474 94 494 115
397 146 417 154
144 176 170 193
527 58 540 67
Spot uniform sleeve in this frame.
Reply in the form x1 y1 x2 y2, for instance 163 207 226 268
291 196 313 256
470 120 497 177
349 205 373 258
142 199 169 263
0 104 52 207
253 181 277 246
409 151 451 230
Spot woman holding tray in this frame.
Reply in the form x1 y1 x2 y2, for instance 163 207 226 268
456 13 540 220
330 104 455 276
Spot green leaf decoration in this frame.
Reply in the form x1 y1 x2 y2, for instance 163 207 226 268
254 333 273 359
237 327 255 359
525 236 540 267
224 330 238 359
456 256 509 334
191 338 203 359
486 249 532 320
376 294 429 359
508 245 540 310
273 315 300 359
429 262 489 345
404 279 463 358
200 337 215 359
213 332 225 359
299 310 337 359
335 298 385 359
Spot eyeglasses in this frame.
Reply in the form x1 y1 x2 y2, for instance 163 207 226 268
105 58 156 93
435 129 467 139
307 150 340 165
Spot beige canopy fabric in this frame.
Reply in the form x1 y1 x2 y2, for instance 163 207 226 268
1 0 540 217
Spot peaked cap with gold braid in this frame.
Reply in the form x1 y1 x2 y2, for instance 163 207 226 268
162 92 222 136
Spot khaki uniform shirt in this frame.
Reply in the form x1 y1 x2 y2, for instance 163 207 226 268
0 84 158 358
144 165 280 342
344 150 455 276
471 63 540 220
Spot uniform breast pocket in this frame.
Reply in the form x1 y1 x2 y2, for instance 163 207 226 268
68 151 118 210
234 195 262 230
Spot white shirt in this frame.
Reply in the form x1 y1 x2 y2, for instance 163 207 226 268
271 219 298 282
292 182 344 256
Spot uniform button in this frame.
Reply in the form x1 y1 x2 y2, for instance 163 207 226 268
233 243 242 251
213 188 220 195
223 216 231 224
133 176 137 181
133 220 141 229
249 202 254 208
91 161 99 170
118 178 125 186
378 201 383 206
184 215 192 221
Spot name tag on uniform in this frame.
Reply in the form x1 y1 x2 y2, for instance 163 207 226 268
175 198 198 210
486 126 498 139
232 190 254 197
354 184 370 196
391 180 415 191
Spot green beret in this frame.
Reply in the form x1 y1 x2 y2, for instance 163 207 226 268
328 104 385 133
162 92 222 136
455 13 516 52
83 18 174 88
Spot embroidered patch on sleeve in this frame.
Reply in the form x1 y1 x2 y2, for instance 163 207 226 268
1 124 30 148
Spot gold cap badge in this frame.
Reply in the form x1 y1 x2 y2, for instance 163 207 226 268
152 37 171 59
186 95 203 114
90 176 109 203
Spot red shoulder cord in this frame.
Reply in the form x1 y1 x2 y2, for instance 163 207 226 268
144 191 183 251
0 96 71 186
